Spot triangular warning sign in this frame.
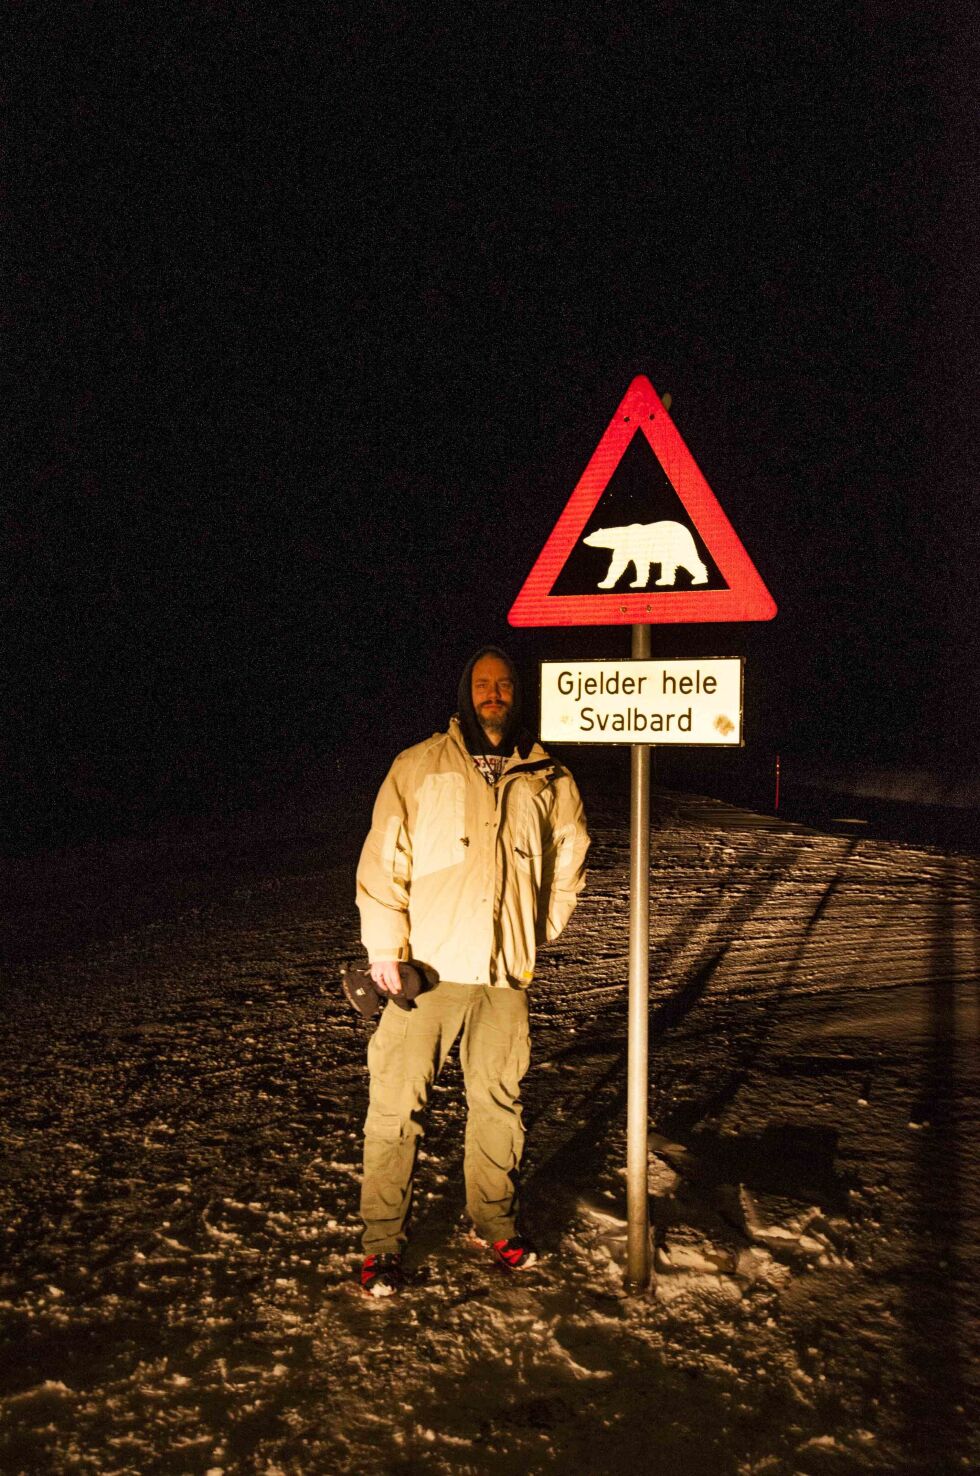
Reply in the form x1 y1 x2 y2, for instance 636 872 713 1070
508 375 777 626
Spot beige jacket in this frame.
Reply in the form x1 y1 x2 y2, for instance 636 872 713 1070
356 717 590 987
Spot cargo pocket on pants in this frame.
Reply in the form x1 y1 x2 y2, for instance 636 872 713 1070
365 1006 413 1139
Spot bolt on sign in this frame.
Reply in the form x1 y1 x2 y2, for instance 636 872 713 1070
540 658 743 745
508 374 777 627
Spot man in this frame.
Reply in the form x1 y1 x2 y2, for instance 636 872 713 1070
355 646 590 1296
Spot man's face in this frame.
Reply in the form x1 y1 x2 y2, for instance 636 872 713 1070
471 655 515 746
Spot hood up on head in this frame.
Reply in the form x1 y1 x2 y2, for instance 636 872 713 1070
456 645 530 758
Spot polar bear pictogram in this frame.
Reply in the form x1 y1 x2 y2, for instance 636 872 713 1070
583 520 709 589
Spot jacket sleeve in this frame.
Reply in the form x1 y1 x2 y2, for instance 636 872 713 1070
356 755 415 962
542 773 590 943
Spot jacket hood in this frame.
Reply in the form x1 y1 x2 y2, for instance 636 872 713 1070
456 645 531 758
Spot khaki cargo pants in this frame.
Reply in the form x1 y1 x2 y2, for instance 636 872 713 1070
360 981 531 1255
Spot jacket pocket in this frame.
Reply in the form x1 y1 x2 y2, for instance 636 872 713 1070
514 784 553 873
413 772 467 880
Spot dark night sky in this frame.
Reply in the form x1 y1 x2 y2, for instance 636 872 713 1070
6 4 979 846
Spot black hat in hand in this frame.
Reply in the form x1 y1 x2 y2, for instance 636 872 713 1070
340 963 425 1020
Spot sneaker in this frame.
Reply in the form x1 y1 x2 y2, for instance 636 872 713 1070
360 1252 404 1297
492 1236 538 1270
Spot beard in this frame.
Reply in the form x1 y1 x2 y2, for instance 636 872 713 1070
478 704 511 742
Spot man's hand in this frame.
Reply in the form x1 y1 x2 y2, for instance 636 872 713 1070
369 960 403 996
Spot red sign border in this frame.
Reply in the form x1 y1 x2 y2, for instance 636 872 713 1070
508 375 777 626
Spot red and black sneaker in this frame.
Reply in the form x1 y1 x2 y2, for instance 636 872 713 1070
492 1236 538 1270
360 1252 404 1298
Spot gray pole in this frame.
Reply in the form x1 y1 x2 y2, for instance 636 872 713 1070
626 619 652 1292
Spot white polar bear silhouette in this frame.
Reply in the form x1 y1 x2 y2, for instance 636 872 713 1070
583 520 709 589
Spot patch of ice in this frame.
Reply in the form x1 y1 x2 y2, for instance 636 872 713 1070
156 1234 192 1253
202 1207 241 1244
655 1269 744 1305
5 1379 75 1404
656 1237 738 1275
577 1200 627 1232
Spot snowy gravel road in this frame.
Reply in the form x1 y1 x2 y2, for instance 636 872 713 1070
1 787 978 1475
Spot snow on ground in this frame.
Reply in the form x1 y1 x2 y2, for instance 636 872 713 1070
1 784 979 1475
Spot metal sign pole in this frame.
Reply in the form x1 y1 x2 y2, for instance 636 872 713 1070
626 620 652 1292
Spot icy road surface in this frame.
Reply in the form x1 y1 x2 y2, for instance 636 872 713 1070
2 789 978 1475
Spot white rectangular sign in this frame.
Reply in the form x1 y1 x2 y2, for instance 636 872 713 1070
540 658 744 745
